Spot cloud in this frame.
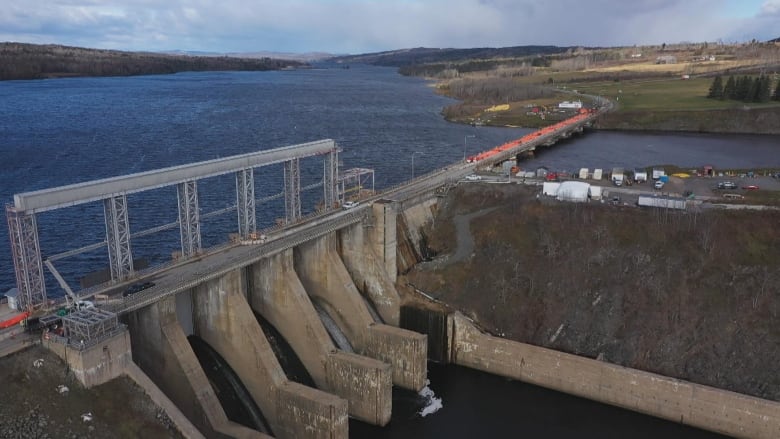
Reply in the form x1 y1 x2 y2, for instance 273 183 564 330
0 0 776 53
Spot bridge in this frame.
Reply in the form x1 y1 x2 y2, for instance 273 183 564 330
4 109 600 438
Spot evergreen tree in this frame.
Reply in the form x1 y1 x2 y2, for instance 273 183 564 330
735 76 751 101
707 75 723 99
775 78 780 101
746 77 759 102
757 75 772 103
723 76 736 100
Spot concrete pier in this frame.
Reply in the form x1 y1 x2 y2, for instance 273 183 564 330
295 233 427 392
191 269 348 439
126 296 265 438
247 249 392 426
44 328 132 389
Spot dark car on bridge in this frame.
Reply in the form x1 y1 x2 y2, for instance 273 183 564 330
123 281 155 297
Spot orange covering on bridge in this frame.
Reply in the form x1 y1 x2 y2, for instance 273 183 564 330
466 110 592 163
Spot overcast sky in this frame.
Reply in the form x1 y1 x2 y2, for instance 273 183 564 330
0 0 778 54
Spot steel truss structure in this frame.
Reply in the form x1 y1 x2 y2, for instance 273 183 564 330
284 158 301 223
338 168 376 204
177 180 201 257
62 308 121 345
104 195 134 281
235 169 256 238
8 139 340 308
5 205 46 311
323 150 339 210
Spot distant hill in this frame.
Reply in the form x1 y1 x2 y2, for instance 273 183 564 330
164 49 334 62
328 45 572 67
0 42 305 81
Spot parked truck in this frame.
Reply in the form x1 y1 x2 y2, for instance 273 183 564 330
634 168 648 183
611 167 625 186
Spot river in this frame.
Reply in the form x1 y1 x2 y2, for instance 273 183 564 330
1 63 775 438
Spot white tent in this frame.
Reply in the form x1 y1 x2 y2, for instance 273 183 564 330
556 181 590 202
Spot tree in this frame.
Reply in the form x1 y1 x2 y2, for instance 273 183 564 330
775 78 780 101
745 77 759 102
756 75 772 103
735 76 751 101
707 75 723 99
723 76 736 99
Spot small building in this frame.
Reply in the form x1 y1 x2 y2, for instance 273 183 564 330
655 55 677 64
556 181 591 203
634 169 648 183
578 168 589 179
4 288 19 311
536 167 549 178
592 169 603 180
702 165 714 177
652 167 666 180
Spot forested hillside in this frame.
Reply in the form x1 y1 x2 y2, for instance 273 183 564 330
0 43 303 80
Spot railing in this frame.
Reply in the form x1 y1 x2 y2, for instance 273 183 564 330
46 324 127 351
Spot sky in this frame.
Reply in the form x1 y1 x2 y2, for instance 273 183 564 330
0 0 777 54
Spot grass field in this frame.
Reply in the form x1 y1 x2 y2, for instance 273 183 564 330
569 77 780 111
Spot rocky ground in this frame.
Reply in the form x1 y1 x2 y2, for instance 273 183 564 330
402 182 780 402
0 346 182 439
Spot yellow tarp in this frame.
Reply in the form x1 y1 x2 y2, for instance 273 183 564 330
672 173 690 178
485 104 510 112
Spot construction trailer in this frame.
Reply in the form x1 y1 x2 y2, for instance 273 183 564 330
637 194 687 210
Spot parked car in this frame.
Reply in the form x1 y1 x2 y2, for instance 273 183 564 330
717 181 737 189
123 281 155 297
654 180 665 189
73 300 95 311
342 201 359 209
465 174 482 181
743 185 759 190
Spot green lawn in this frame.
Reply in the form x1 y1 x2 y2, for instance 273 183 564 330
568 78 780 112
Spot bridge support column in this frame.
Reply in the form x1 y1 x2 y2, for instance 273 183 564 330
177 180 202 258
295 234 427 391
247 249 391 425
192 268 348 439
104 194 134 281
126 296 265 438
236 169 256 239
5 205 46 311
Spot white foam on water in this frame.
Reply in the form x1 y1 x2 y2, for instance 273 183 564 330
418 379 443 417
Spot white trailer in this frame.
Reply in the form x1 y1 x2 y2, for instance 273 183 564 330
592 169 603 180
579 168 589 179
652 168 666 180
634 169 648 183
638 195 687 210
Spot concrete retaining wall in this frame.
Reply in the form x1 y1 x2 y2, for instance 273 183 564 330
450 312 780 439
395 198 437 273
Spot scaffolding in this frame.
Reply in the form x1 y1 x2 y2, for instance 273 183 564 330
338 168 375 204
62 308 121 348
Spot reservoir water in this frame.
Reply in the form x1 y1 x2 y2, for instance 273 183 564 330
1 63 775 438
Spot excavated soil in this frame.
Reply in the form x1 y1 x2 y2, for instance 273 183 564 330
402 183 780 401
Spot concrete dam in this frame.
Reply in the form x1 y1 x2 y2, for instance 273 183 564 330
6 118 780 438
